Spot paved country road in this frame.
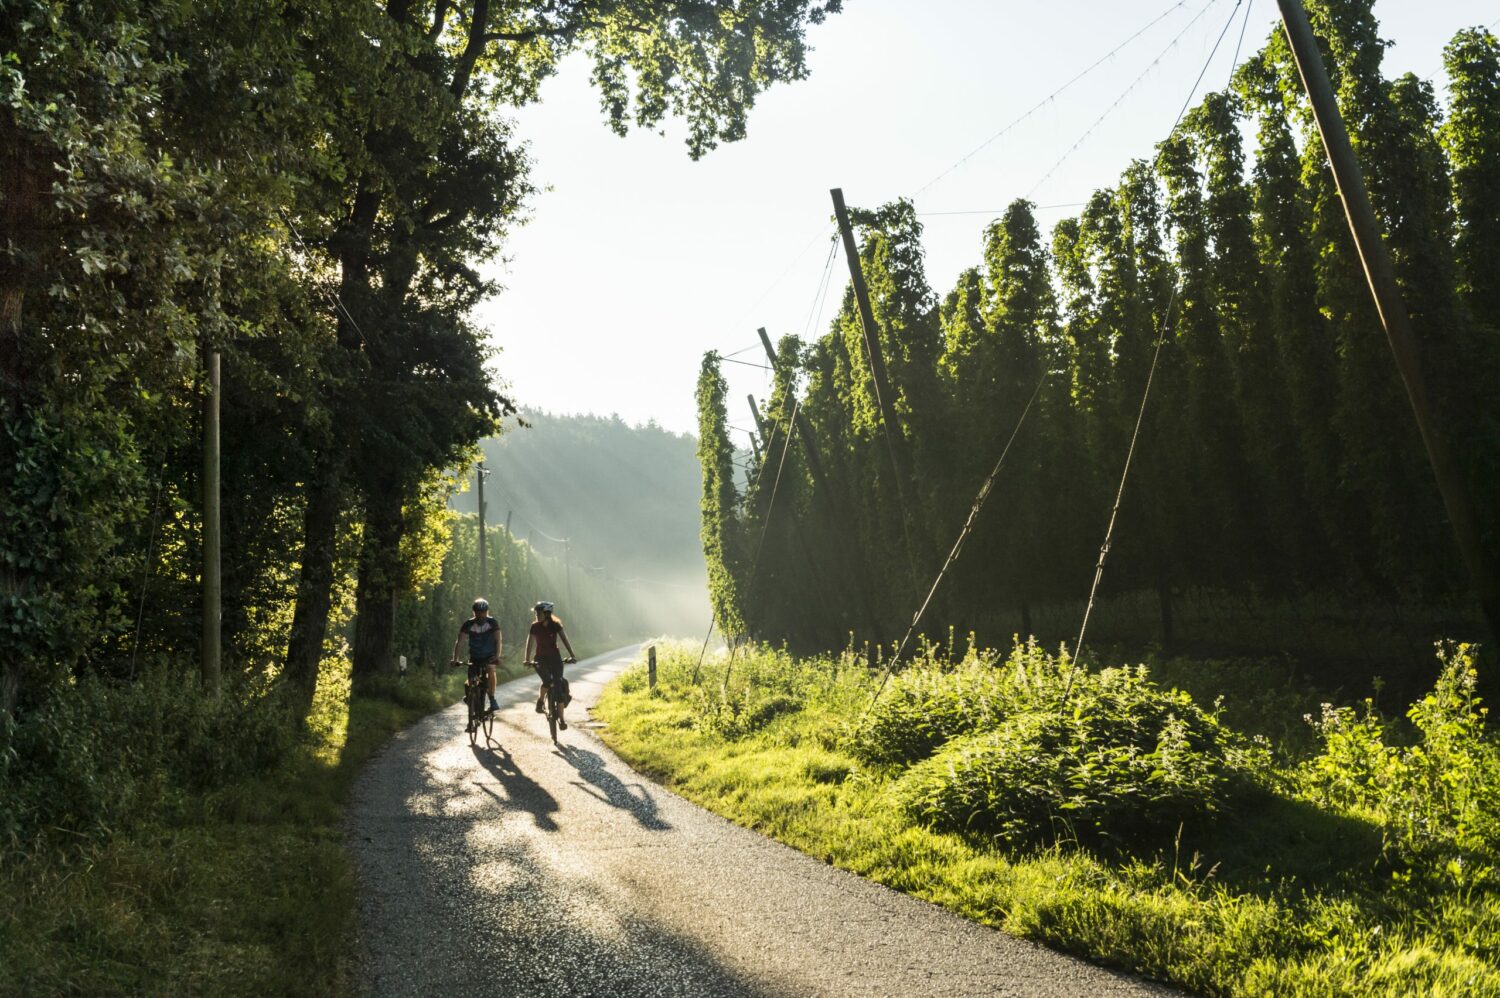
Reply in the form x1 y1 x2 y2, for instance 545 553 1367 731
349 647 1179 998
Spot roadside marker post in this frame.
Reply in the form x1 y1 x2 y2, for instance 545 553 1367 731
648 646 657 690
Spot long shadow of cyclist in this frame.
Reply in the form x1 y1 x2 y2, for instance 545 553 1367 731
559 744 671 831
471 744 561 832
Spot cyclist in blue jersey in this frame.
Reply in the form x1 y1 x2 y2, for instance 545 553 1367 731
452 598 502 713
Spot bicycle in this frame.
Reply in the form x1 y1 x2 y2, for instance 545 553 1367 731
453 660 496 746
527 656 576 743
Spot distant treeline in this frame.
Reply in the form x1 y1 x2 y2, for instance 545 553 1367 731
699 7 1499 666
398 512 679 670
455 411 707 584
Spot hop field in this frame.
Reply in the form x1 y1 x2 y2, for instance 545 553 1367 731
596 639 1500 996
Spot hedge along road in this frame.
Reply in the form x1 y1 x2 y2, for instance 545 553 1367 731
348 646 1178 997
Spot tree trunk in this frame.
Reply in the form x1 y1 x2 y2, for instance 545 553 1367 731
283 458 343 718
1157 579 1176 649
351 482 406 690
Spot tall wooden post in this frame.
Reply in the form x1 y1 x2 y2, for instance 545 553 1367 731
747 393 769 464
1278 0 1500 643
201 346 221 694
475 462 489 599
830 189 929 581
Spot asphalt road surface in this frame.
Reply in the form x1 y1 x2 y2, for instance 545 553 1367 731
348 646 1179 997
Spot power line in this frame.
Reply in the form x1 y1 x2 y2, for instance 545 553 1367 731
275 207 369 348
720 356 773 371
912 0 1200 198
1026 0 1225 200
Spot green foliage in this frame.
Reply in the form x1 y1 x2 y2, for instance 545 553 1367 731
1301 643 1499 874
852 654 1010 766
695 9 1496 681
0 670 294 848
895 661 1255 847
597 639 1500 997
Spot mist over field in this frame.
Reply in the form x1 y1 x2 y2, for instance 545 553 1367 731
453 410 712 636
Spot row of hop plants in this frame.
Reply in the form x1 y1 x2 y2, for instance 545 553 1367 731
644 637 1499 873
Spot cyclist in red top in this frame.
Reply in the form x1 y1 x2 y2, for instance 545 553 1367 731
525 600 576 729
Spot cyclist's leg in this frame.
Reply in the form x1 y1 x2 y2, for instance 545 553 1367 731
485 657 500 709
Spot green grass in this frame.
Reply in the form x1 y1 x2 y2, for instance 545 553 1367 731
595 641 1500 997
0 661 465 997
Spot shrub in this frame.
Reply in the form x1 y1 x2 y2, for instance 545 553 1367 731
850 642 1056 765
0 669 296 848
1300 643 1499 874
895 659 1257 846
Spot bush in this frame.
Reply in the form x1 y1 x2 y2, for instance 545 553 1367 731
894 656 1259 846
1300 642 1499 875
850 642 1054 765
0 669 296 848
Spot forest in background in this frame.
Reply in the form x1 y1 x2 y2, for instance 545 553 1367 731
699 2 1499 691
454 410 708 594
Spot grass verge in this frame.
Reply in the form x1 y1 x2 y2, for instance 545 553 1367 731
594 640 1500 997
0 660 466 996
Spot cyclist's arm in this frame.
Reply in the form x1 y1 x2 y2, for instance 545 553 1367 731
524 631 536 664
451 627 467 663
493 628 503 665
558 627 575 660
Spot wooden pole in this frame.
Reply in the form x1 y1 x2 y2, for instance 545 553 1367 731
475 461 489 599
1278 0 1500 642
830 189 929 581
201 346 221 694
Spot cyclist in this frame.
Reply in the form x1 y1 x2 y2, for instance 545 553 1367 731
451 598 502 714
525 601 576 730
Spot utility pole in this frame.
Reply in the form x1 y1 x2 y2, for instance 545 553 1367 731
475 462 490 598
830 189 929 581
201 345 221 695
1278 0 1500 642
564 537 574 608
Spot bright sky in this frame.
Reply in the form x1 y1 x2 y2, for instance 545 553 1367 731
476 0 1497 438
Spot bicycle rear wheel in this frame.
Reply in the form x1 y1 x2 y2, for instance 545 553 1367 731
466 682 481 745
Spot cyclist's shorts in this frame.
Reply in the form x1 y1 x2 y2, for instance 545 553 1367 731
467 660 494 682
535 652 564 685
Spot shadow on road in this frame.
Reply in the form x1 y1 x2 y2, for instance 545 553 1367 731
470 744 561 832
560 744 671 831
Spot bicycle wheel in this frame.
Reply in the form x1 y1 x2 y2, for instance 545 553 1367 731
466 682 480 745
481 700 495 745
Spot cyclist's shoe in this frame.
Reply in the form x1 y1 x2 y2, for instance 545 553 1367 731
535 692 546 714
489 698 500 713
558 716 568 731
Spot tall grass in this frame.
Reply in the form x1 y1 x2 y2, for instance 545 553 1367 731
597 639 1500 996
0 660 463 996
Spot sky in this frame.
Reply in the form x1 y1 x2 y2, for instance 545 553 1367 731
474 0 1498 439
